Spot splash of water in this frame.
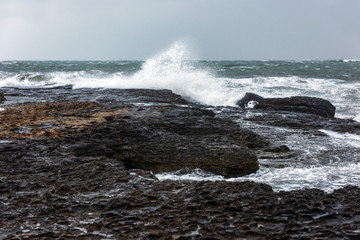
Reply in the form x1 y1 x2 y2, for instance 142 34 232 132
113 41 239 106
50 41 239 106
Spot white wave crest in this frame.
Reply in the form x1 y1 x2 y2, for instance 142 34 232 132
342 59 360 63
2 41 240 106
109 41 239 106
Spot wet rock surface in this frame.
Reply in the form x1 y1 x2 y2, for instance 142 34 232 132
0 91 263 177
242 109 360 135
0 92 5 102
1 86 360 239
1 151 360 239
237 92 336 117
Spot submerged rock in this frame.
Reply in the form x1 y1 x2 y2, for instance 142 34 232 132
237 92 336 117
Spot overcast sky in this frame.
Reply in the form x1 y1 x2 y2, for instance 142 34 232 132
1 0 360 60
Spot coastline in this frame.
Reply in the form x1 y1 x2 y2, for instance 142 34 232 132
1 87 360 238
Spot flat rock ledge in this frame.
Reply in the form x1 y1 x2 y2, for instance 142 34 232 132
1 154 360 239
0 97 266 178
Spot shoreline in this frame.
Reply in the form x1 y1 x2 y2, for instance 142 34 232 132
1 87 360 238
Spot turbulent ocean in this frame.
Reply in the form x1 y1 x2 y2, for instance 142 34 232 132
1 42 360 193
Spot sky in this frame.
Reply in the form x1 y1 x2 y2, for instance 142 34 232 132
1 0 360 61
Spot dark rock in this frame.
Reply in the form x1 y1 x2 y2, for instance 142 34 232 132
263 145 290 153
1 87 360 239
2 149 360 240
243 110 360 134
83 104 262 178
0 92 5 102
237 92 336 117
0 95 266 178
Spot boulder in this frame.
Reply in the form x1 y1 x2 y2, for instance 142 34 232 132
237 92 336 117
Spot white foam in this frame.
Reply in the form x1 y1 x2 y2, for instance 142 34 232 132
354 114 360 122
90 41 241 106
156 168 225 182
245 100 258 109
319 129 360 148
342 59 360 63
1 42 359 113
156 163 360 193
226 75 360 119
0 42 241 106
232 163 360 193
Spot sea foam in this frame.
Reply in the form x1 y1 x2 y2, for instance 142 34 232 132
156 162 360 193
98 41 240 106
112 42 239 106
27 41 241 106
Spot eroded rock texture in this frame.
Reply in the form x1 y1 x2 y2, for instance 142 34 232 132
1 87 360 239
1 152 359 239
0 98 264 177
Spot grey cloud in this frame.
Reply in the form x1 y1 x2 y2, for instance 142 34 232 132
0 0 359 60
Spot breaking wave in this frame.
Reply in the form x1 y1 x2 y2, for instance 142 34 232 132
104 41 240 106
1 41 360 114
0 42 240 106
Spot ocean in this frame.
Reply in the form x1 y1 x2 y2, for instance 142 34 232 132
1 42 360 192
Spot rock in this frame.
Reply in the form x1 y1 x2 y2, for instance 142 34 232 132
263 145 290 153
1 87 360 239
74 103 263 178
0 92 5 102
243 109 360 134
237 92 336 117
0 95 267 178
1 147 360 239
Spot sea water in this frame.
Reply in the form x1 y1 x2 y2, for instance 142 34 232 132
1 41 360 192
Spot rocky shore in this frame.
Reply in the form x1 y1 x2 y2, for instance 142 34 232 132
1 87 360 239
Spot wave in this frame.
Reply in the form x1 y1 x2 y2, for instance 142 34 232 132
341 59 360 63
97 41 240 106
1 42 360 113
0 42 242 106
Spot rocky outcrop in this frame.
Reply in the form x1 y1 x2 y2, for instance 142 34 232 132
1 87 360 239
0 92 267 178
237 92 336 117
0 92 5 102
1 149 359 239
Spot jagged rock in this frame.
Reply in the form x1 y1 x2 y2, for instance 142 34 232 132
1 145 360 239
237 92 336 117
